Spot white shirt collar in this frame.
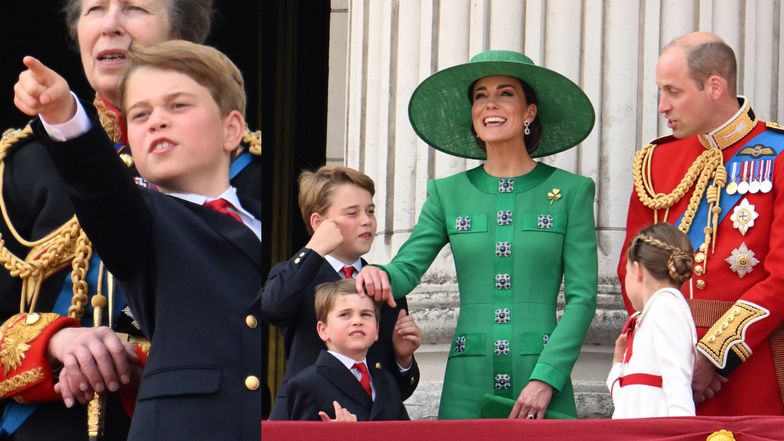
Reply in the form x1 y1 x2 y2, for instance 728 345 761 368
328 350 367 370
168 186 261 241
324 255 362 277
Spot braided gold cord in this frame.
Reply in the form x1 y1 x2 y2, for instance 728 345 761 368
0 123 93 318
68 230 92 321
632 143 726 242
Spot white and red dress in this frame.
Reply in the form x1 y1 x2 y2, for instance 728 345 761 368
607 287 697 418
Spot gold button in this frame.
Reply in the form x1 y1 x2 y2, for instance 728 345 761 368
699 244 707 252
245 315 258 329
299 252 306 257
708 336 716 342
294 257 301 264
245 376 260 391
734 307 742 315
696 280 706 290
727 314 735 322
694 265 704 276
375 362 382 369
695 253 705 263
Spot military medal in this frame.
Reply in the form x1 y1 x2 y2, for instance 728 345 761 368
737 161 750 194
729 198 758 235
760 159 773 193
725 242 759 278
725 162 738 195
749 161 761 194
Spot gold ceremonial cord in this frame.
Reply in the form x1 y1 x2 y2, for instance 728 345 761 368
632 143 726 257
242 129 261 156
0 126 92 320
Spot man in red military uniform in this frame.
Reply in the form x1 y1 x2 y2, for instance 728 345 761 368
619 31 784 415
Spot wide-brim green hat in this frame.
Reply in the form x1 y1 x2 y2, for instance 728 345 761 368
408 50 595 159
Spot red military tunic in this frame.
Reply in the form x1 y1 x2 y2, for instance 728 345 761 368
618 99 784 415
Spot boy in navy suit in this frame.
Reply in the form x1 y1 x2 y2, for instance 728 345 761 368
262 166 421 419
286 280 409 420
14 41 261 440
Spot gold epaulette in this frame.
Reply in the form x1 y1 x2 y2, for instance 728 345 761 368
242 129 261 156
697 300 769 369
0 126 34 162
766 121 784 133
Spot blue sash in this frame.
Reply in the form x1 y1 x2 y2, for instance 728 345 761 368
0 253 126 435
676 129 784 250
230 152 254 180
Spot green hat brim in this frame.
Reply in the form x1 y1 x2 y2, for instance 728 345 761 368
408 54 595 159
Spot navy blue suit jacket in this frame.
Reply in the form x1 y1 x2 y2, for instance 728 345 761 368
261 247 419 419
286 350 409 420
34 116 262 441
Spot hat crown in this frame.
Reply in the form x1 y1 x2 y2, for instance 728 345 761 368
470 50 535 66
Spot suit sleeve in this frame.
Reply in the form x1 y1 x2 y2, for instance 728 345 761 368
260 247 325 327
529 177 598 393
375 179 449 298
386 298 420 400
650 296 696 416
284 377 321 421
31 113 151 282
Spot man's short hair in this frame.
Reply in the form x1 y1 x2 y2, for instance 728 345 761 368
297 166 375 235
314 280 380 324
667 37 738 96
120 40 246 118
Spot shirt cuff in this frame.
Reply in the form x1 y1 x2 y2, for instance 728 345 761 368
40 92 92 141
397 360 412 373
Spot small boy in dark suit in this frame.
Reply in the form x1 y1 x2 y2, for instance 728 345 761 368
262 166 421 419
14 41 261 440
286 280 409 421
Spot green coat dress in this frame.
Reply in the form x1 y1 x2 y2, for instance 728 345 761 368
376 164 597 419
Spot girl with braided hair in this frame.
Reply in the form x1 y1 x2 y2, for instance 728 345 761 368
608 222 699 418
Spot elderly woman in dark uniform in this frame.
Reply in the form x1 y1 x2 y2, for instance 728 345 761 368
0 1 261 439
358 50 597 420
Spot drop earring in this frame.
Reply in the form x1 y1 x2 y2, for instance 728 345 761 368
524 120 531 136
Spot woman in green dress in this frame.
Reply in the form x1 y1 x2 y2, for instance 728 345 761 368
357 50 598 420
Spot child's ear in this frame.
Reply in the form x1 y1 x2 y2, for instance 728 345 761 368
316 320 329 343
222 110 245 153
632 261 644 283
310 212 323 232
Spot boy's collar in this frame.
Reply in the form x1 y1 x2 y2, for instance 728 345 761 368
324 255 362 274
328 350 368 370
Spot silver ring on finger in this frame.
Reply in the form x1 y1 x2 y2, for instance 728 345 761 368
527 414 535 419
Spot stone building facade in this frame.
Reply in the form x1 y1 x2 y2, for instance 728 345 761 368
325 0 784 419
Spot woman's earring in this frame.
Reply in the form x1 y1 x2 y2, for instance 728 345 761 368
524 120 531 136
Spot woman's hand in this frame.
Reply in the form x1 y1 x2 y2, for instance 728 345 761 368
509 380 553 419
355 266 396 308
14 56 76 124
319 401 358 422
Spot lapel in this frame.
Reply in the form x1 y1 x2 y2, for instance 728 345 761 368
316 350 373 410
190 197 261 270
315 260 341 284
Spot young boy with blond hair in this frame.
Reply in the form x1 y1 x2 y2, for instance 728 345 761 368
262 165 421 420
14 41 261 440
285 279 409 420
